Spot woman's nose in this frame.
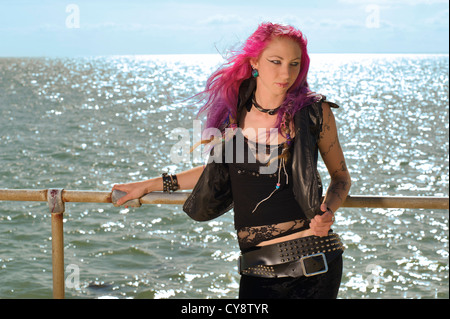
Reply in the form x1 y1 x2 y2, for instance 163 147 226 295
280 65 291 80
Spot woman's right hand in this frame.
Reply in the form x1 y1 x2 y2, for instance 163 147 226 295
112 181 152 206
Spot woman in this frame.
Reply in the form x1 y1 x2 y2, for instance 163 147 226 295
112 22 351 299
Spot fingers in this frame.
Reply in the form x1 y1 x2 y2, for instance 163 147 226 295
112 183 131 206
112 183 127 191
310 222 329 236
312 230 329 237
116 195 130 206
315 211 334 224
310 210 335 237
310 220 331 237
112 182 146 207
116 190 138 207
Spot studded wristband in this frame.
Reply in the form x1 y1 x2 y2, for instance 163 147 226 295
162 173 179 193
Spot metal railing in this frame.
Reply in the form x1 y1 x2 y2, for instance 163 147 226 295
0 188 448 299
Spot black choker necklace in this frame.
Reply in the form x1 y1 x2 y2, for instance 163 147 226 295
251 96 281 115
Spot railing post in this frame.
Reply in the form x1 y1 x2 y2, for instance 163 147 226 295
48 189 65 299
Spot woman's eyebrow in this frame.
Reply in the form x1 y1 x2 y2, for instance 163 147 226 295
268 55 301 61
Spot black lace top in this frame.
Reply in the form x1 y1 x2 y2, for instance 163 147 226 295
228 130 309 251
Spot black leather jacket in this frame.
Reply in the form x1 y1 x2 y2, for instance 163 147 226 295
183 79 339 221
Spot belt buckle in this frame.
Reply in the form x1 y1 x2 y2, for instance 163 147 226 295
300 252 328 277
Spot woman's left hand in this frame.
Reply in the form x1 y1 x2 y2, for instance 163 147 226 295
309 204 335 237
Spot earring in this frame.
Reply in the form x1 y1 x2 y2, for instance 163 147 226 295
251 67 259 78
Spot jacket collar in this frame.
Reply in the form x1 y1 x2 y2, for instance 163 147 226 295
237 77 256 116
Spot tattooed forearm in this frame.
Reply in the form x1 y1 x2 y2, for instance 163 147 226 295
325 162 351 209
330 161 348 179
327 179 350 203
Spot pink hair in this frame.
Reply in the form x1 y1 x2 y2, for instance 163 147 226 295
195 22 321 135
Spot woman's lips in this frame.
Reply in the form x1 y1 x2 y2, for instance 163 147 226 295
276 82 289 88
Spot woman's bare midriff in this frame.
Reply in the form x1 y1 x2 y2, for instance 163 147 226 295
256 228 314 247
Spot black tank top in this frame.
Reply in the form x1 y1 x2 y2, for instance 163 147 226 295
228 130 309 251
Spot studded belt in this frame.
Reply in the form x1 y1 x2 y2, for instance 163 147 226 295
238 233 344 278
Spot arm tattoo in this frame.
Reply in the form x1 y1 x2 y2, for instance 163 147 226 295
328 179 350 203
327 161 350 204
331 161 348 179
321 135 339 158
319 106 333 140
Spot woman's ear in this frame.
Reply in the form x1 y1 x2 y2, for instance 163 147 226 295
249 57 259 70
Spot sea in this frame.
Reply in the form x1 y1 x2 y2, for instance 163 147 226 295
0 53 448 299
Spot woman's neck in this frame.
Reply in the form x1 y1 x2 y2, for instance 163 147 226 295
254 89 286 110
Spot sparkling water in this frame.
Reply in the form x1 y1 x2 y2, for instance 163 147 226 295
0 54 448 298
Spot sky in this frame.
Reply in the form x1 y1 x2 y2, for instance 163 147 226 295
0 0 448 56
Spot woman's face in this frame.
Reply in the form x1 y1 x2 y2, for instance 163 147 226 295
251 36 302 98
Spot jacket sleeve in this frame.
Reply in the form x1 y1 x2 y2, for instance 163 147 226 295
182 142 234 221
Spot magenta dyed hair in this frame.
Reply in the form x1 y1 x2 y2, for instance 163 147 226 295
196 22 321 134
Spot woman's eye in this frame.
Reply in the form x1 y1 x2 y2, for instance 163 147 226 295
268 59 299 66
